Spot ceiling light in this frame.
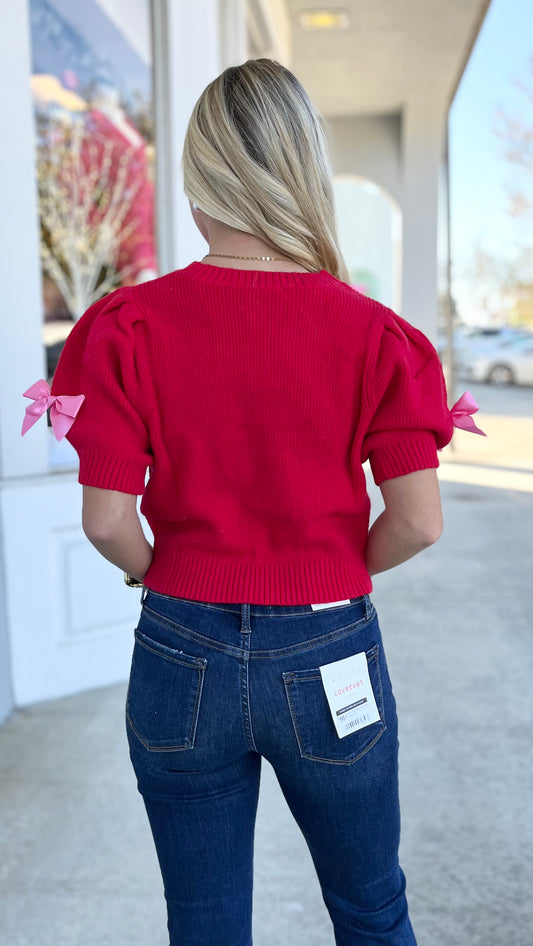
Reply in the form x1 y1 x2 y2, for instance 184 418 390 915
299 9 350 31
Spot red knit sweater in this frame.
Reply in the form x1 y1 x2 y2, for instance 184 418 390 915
51 262 453 604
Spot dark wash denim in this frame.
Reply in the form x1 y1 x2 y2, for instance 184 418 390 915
126 590 417 946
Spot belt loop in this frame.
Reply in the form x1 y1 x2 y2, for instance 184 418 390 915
364 594 372 619
141 585 148 605
241 603 251 633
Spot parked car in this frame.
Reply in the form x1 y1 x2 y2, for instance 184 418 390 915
460 334 533 385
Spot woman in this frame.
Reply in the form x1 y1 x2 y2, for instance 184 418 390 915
24 59 482 946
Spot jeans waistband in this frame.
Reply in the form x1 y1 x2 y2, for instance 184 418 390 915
139 590 376 658
142 588 368 618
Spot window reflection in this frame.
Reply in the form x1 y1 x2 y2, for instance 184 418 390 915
30 0 156 382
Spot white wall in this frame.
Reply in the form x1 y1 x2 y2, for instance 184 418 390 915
156 0 290 274
0 475 145 705
401 97 447 341
164 0 223 270
0 0 48 722
328 114 402 205
247 0 291 64
0 514 13 725
0 2 48 482
327 104 446 340
333 176 402 311
220 0 248 69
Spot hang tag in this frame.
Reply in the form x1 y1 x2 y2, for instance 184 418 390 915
319 651 380 739
311 599 351 611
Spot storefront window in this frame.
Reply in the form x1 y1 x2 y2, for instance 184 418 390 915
30 0 156 402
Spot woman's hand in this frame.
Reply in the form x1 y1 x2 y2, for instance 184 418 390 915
81 486 153 582
365 468 443 576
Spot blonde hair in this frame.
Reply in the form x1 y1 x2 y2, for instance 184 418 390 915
183 59 349 281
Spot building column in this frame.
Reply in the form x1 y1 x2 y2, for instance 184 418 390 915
0 2 47 481
154 0 223 274
220 0 248 68
401 97 447 341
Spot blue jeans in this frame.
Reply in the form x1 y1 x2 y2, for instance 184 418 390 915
126 591 416 946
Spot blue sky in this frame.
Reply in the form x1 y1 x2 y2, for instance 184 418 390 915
450 0 533 316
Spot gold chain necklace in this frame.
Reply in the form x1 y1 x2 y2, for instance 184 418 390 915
203 253 291 262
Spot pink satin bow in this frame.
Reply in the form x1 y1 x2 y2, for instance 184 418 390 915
21 380 85 441
450 390 486 437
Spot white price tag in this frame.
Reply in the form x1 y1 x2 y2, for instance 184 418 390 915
311 599 351 612
319 651 380 739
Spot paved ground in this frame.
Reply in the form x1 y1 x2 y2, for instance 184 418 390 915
1 382 532 945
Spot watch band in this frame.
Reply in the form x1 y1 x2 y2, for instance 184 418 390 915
124 573 144 588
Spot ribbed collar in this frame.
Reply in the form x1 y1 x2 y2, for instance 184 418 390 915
183 260 334 289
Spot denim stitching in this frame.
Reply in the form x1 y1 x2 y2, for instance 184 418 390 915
145 590 241 615
127 633 207 752
135 629 208 669
249 610 376 659
145 588 369 618
126 712 191 752
282 644 379 683
142 605 244 658
283 677 306 756
240 657 258 752
188 659 207 748
141 602 377 661
372 646 385 727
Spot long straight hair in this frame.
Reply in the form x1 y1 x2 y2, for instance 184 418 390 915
183 59 350 281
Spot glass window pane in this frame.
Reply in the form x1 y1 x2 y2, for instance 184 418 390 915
30 0 156 398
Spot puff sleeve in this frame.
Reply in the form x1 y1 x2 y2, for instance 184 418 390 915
50 289 153 494
361 311 453 485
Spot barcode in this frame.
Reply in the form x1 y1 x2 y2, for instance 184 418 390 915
345 713 370 730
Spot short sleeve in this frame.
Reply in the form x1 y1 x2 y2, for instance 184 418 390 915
51 289 153 494
361 312 453 485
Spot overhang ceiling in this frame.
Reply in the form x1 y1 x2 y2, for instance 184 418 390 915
286 0 492 117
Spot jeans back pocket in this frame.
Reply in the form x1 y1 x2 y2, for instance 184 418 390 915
126 628 207 751
282 644 385 765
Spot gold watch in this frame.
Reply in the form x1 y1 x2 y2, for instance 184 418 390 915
124 573 144 588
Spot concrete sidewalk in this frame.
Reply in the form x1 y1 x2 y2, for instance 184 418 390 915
1 448 532 944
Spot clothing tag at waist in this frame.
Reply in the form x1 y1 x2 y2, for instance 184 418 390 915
311 599 351 611
319 651 380 739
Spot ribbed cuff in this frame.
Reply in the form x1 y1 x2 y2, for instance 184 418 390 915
370 432 439 485
78 451 148 494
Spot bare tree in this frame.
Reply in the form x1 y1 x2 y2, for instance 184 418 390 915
37 115 148 319
494 56 533 220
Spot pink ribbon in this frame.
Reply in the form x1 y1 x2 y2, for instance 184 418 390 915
450 391 486 437
22 380 85 441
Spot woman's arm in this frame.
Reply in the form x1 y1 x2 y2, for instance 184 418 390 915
82 471 441 583
366 468 443 576
82 486 153 582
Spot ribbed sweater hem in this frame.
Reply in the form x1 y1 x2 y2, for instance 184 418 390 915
143 551 372 605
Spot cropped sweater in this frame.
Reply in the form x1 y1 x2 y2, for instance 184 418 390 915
50 262 454 604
